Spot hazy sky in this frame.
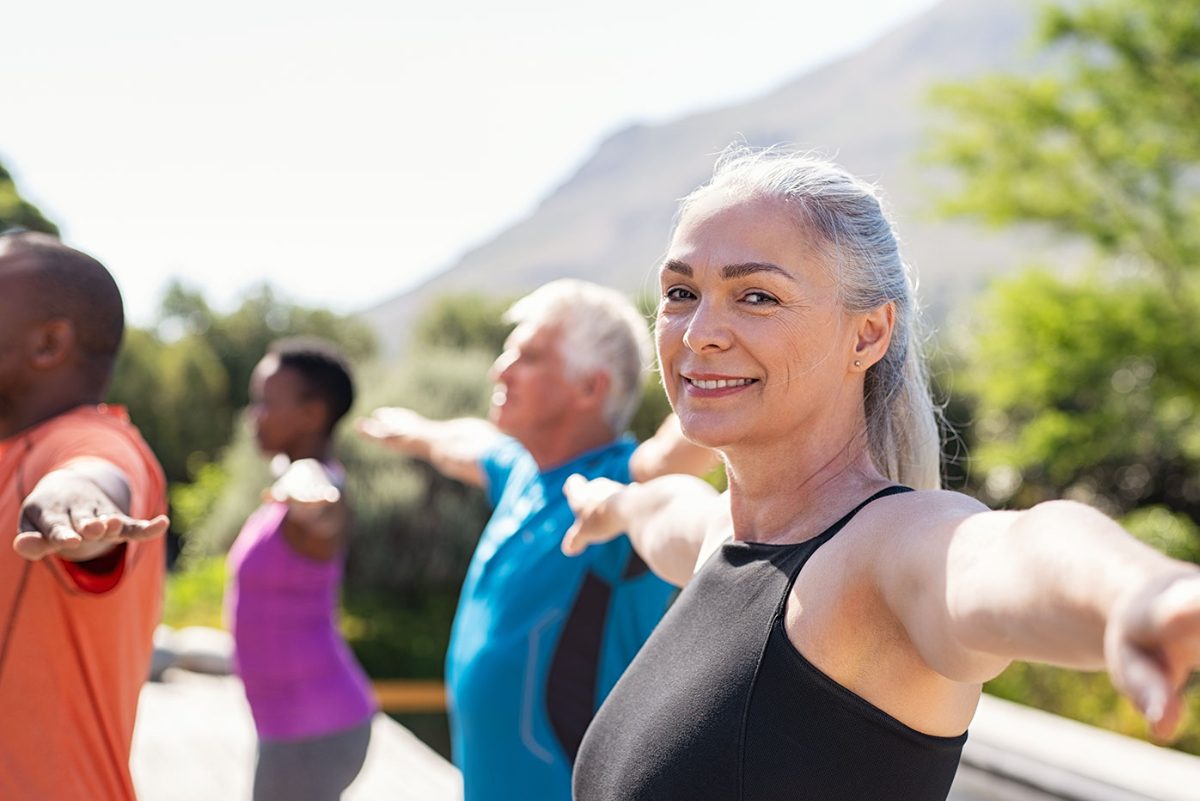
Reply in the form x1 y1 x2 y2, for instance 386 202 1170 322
4 0 941 325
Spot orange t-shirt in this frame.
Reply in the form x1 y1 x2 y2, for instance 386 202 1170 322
0 405 166 801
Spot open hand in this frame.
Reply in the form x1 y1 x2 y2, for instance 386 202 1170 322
1105 571 1200 740
561 474 629 557
356 407 425 448
14 466 168 561
266 458 340 505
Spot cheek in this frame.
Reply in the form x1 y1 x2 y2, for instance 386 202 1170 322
654 316 685 361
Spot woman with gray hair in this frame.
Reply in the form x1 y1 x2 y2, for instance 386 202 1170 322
562 146 1200 800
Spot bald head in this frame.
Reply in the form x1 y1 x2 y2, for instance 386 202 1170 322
0 232 125 390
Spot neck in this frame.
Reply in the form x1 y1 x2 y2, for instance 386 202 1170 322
721 410 889 544
2 389 98 441
522 418 617 472
285 434 332 463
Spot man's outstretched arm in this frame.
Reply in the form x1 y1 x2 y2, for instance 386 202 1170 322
14 458 169 562
357 406 501 487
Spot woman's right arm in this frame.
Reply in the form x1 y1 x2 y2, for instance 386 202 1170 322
562 474 726 587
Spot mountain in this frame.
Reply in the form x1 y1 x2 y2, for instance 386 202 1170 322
364 0 1066 354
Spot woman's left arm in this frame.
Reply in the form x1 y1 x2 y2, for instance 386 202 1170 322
873 494 1200 738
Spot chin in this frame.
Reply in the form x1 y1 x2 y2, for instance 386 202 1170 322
675 413 742 451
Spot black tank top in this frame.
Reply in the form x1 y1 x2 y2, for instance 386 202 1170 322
573 487 966 801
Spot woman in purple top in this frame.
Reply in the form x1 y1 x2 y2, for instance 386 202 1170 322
225 338 377 801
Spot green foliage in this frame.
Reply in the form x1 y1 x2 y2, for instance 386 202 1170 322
929 0 1200 295
413 292 515 354
932 0 1200 752
341 591 459 678
108 282 376 484
1122 506 1200 563
964 269 1200 515
0 162 59 235
162 555 227 630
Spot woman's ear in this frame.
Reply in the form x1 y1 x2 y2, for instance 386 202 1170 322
851 302 895 370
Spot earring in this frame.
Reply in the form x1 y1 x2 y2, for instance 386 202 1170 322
853 359 862 368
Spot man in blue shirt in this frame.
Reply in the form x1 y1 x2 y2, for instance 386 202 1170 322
360 279 715 801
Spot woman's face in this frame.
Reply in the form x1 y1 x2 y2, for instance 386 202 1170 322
656 191 861 451
249 355 318 456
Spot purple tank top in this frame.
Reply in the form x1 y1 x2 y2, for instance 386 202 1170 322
225 501 377 740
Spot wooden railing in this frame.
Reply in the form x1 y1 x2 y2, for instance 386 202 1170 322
373 679 447 713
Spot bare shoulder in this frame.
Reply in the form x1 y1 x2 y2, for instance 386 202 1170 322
839 488 989 557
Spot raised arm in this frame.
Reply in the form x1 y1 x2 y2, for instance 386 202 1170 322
562 473 727 587
14 458 169 562
628 414 721 482
871 492 1200 738
357 406 501 487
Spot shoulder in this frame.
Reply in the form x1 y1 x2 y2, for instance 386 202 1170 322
833 489 988 564
860 488 985 528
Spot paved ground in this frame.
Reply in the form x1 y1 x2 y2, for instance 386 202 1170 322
132 671 1200 801
132 670 462 801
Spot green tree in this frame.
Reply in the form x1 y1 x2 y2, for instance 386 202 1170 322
931 0 1200 299
930 0 1200 753
930 0 1200 514
413 292 515 355
0 162 59 235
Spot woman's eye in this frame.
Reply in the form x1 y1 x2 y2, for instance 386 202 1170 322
664 286 696 302
743 291 778 305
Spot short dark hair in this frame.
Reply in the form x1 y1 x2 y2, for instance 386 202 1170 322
268 337 355 433
0 232 124 388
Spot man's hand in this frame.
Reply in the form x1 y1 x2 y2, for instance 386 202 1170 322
561 474 629 556
1105 571 1200 740
14 462 168 561
356 407 429 452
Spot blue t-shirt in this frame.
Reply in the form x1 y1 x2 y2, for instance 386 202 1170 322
446 435 675 801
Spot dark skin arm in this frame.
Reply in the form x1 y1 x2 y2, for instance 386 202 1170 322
14 458 169 562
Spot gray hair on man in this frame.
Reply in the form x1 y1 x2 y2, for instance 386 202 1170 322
504 279 651 434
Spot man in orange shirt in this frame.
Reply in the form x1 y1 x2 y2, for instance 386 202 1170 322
0 231 170 801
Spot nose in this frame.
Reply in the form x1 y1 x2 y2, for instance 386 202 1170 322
681 299 732 353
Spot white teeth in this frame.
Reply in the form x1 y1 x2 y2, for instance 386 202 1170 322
689 378 753 389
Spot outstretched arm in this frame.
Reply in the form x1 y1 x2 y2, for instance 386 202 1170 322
14 458 169 562
357 407 501 487
628 414 721 482
562 474 726 587
873 493 1200 739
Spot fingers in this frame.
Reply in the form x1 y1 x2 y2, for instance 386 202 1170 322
1106 575 1200 741
13 513 170 561
355 418 389 441
356 407 415 442
562 474 625 556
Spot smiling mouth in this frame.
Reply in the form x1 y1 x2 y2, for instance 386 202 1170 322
685 377 758 389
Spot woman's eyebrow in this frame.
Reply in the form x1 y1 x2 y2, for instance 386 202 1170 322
661 259 796 281
722 261 794 280
662 259 692 277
